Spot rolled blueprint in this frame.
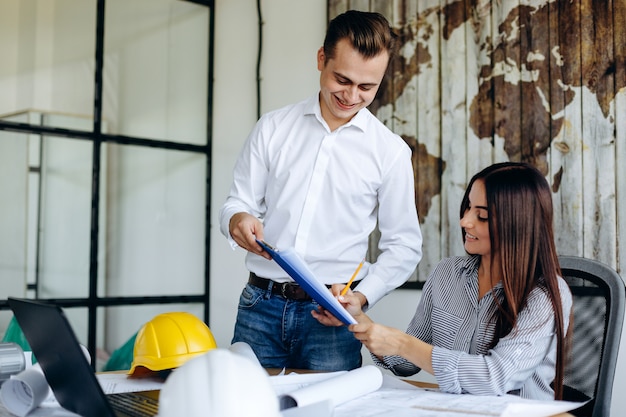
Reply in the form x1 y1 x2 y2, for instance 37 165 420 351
0 343 26 385
278 365 383 410
0 345 90 416
0 363 51 417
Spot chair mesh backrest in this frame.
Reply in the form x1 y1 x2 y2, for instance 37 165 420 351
561 275 606 398
558 256 625 417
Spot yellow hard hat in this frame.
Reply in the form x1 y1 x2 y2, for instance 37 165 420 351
128 312 217 375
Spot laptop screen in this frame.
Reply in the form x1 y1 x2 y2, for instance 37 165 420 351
8 297 116 417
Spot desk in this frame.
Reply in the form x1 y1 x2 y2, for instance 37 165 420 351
268 369 576 417
401 380 575 417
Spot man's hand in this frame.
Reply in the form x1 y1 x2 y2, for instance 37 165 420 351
228 212 270 259
311 286 368 327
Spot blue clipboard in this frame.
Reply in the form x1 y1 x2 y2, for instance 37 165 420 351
256 240 357 325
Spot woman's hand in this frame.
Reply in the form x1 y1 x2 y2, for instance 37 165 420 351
350 321 434 374
349 322 408 357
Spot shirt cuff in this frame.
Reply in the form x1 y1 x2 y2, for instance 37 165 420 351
353 274 387 307
432 346 463 394
226 234 239 249
353 291 369 312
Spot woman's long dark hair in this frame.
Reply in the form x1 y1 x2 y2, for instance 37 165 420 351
460 162 567 400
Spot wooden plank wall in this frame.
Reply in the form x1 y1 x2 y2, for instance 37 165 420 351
328 0 626 284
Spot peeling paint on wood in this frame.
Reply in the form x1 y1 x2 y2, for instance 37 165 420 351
330 0 625 282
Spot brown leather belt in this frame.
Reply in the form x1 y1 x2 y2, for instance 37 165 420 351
248 272 358 301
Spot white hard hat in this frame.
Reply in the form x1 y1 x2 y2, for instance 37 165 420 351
157 348 281 417
227 341 262 367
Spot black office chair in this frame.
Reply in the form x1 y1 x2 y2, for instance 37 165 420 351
558 255 625 417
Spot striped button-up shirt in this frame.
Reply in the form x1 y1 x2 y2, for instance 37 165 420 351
375 255 572 400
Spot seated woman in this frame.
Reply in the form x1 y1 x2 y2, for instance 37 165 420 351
313 162 572 400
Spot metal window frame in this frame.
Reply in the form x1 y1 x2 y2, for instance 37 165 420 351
0 0 215 366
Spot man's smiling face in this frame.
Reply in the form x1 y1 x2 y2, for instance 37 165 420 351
317 38 389 131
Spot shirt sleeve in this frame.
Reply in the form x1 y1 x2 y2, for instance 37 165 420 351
432 279 573 396
372 267 435 376
354 144 423 306
218 117 269 247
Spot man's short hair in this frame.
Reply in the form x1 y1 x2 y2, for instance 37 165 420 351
323 10 398 63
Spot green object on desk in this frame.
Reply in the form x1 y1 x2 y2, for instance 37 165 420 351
2 314 138 371
1 316 35 364
102 331 138 372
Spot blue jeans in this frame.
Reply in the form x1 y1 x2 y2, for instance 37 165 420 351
231 283 362 371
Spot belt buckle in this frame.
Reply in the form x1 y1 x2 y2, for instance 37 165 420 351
280 282 290 298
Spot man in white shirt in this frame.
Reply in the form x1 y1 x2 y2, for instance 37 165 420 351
219 10 423 371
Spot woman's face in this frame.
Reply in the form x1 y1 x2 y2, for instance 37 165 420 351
460 179 491 256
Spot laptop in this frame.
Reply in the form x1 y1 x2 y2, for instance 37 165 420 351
7 297 159 417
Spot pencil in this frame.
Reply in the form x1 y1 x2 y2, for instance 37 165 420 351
340 258 365 296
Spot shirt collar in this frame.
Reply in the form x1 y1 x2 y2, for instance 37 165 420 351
462 255 504 291
461 254 481 274
305 93 369 133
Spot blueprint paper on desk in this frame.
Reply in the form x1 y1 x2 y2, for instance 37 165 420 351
271 367 383 417
270 369 584 417
332 375 584 417
96 373 164 394
270 371 347 397
256 240 357 325
277 366 383 410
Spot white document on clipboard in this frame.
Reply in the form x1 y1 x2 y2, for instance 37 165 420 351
256 240 357 325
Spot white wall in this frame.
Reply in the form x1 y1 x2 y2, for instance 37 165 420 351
210 0 626 414
209 0 324 349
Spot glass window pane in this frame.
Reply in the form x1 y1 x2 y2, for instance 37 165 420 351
63 306 90 350
38 136 94 299
104 144 206 297
0 129 29 302
1 112 103 300
103 0 209 144
0 0 96 127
